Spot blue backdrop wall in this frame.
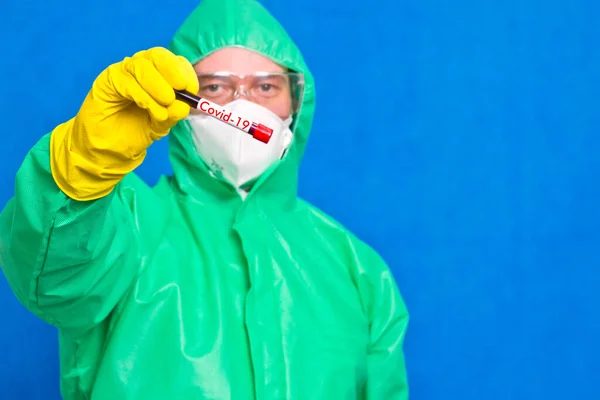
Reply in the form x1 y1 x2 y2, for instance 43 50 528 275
1 0 599 399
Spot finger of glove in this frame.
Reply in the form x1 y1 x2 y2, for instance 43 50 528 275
149 102 191 139
168 100 191 121
177 55 200 94
122 56 175 107
136 47 199 94
117 74 169 121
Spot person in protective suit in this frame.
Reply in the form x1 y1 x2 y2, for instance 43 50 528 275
0 0 410 399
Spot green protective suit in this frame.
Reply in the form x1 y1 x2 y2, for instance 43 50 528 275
0 0 410 399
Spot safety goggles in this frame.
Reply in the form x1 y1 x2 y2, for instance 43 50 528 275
196 72 305 115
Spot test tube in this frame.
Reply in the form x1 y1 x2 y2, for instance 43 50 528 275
174 90 273 144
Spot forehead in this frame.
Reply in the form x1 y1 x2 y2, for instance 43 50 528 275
193 47 286 75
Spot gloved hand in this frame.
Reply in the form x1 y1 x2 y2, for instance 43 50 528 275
50 47 199 201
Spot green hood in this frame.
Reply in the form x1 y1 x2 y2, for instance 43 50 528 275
166 0 316 203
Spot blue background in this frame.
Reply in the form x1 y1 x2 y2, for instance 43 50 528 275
1 0 599 399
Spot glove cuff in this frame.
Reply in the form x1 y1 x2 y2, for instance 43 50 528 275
49 119 145 201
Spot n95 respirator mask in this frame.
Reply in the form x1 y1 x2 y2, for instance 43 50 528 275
186 99 293 188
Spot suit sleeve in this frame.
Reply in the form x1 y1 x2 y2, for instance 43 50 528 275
0 133 142 337
355 242 410 399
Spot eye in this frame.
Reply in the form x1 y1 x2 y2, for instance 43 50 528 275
203 84 222 93
199 82 234 100
254 81 282 98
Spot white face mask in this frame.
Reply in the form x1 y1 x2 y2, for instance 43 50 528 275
187 99 293 188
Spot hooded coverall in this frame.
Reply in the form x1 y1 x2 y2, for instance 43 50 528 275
0 0 410 398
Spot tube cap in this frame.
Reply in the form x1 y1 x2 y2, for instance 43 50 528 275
251 123 273 143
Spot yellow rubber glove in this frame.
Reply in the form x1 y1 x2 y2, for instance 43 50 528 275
50 47 199 201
